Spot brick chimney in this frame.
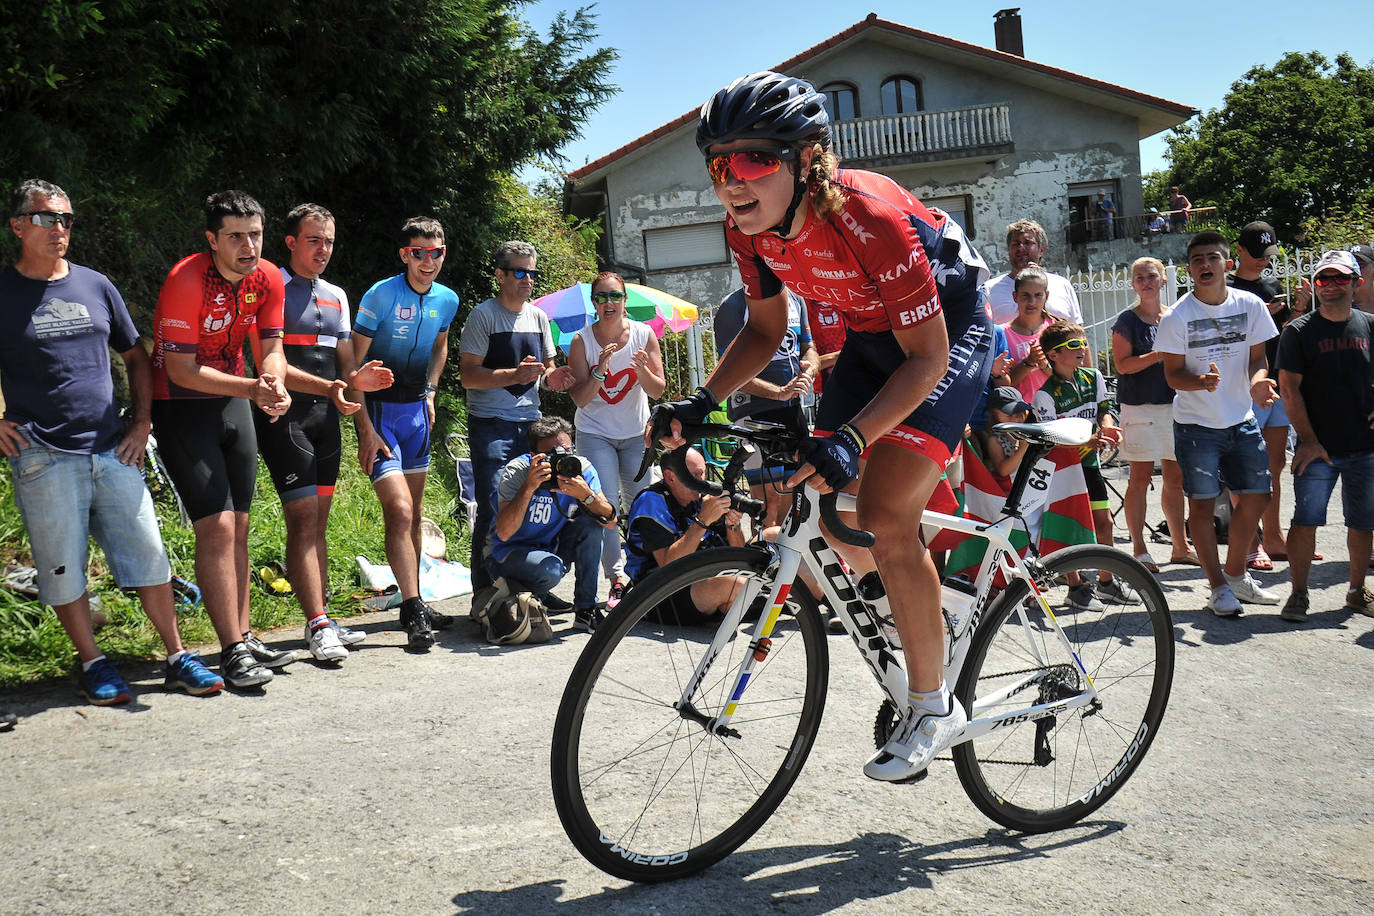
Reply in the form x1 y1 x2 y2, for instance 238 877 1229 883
994 8 1024 57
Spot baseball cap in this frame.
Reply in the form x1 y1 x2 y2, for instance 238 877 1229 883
987 386 1032 416
1312 249 1360 277
1237 221 1279 259
1350 244 1374 267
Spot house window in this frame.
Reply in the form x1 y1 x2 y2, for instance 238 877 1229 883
820 82 858 121
1067 181 1120 244
924 194 974 239
880 76 922 115
644 222 728 271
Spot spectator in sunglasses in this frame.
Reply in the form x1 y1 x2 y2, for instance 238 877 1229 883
0 177 225 707
566 271 665 610
350 216 462 651
661 71 996 783
1156 230 1281 617
1275 249 1374 622
460 240 575 615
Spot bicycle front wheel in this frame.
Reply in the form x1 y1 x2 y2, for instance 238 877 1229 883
952 545 1173 832
551 547 828 882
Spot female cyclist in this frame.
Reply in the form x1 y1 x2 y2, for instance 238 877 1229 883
656 71 995 782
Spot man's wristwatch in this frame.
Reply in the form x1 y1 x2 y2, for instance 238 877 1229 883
581 492 597 506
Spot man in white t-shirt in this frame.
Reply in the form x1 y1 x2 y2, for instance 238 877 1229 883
984 219 1083 325
1156 230 1281 617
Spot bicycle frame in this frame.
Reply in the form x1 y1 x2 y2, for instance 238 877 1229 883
678 486 1099 748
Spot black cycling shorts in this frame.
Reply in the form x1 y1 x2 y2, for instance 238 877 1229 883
254 394 342 503
1082 464 1110 510
815 306 994 467
151 396 258 522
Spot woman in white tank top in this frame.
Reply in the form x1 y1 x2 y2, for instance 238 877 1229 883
567 272 666 603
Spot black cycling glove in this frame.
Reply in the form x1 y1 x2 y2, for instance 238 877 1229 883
798 424 867 490
651 386 718 435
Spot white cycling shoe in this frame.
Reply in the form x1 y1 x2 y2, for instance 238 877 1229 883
864 699 968 782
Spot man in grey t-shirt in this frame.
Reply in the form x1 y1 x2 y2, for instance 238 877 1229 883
458 240 573 596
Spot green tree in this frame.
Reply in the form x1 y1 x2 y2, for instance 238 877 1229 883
1161 51 1374 242
1 0 615 326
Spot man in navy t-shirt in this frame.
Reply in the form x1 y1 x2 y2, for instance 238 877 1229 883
474 416 612 637
0 179 224 711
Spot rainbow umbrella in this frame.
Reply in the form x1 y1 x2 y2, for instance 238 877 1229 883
531 282 700 351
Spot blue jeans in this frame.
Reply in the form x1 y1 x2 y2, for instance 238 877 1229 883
1291 450 1374 530
576 431 649 580
484 511 602 610
8 443 170 606
1174 418 1271 500
468 415 533 590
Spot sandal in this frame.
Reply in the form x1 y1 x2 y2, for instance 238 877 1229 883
1169 551 1201 566
1247 549 1274 572
1134 552 1160 574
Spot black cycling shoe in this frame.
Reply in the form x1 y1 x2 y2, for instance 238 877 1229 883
424 603 456 630
400 599 434 651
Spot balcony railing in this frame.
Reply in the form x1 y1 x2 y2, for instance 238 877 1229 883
1065 206 1220 245
831 103 1013 164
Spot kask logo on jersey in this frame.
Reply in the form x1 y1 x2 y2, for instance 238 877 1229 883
811 266 859 281
203 308 234 333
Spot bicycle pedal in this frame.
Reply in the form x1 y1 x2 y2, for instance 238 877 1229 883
894 768 929 785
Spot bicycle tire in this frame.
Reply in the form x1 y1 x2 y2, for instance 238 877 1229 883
551 547 828 882
952 544 1173 832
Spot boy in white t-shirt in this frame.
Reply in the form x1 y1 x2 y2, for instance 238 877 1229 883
1155 231 1281 617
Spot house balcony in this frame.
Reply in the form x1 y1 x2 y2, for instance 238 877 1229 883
831 103 1014 167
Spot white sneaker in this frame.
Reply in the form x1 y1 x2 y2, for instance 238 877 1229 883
330 620 366 646
306 622 348 662
1207 584 1243 617
1227 572 1281 605
864 699 967 782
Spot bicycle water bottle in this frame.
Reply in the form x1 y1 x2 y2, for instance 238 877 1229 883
941 576 978 640
857 571 901 649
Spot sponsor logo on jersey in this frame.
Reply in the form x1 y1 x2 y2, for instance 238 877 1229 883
840 211 875 245
164 318 192 331
896 296 941 327
429 309 439 318
758 237 783 255
802 247 836 260
762 257 792 272
817 309 841 327
212 293 227 306
245 292 257 305
397 304 416 321
203 308 234 333
811 266 859 281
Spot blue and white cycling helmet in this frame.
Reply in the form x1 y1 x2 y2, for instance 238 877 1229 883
695 71 830 155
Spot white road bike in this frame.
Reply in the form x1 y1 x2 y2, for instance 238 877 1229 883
551 418 1173 882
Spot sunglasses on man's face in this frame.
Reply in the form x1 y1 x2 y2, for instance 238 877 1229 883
24 211 75 230
405 246 445 261
1314 272 1353 287
591 290 626 304
504 267 539 281
1049 338 1090 352
705 147 798 184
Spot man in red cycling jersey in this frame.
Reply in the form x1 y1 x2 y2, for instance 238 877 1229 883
659 72 994 783
150 190 293 689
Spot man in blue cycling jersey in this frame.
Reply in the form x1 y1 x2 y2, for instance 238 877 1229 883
352 216 461 651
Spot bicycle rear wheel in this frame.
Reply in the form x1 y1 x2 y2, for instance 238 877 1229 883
551 547 827 882
952 545 1173 832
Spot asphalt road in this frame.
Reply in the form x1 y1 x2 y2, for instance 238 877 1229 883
2 465 1371 915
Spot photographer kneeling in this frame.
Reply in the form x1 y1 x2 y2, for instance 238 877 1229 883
475 417 614 640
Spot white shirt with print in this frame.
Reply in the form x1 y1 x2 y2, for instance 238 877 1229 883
1154 288 1277 427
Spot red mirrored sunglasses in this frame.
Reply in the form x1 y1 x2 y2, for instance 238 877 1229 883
705 148 799 184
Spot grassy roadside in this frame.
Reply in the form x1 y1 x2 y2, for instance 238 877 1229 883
0 406 472 688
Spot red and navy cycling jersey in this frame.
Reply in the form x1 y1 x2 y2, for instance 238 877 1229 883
280 269 352 383
151 252 286 399
727 168 989 334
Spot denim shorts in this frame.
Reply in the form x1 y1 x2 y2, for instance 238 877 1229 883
1174 418 1271 499
8 443 170 606
1252 396 1290 429
1290 450 1374 530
